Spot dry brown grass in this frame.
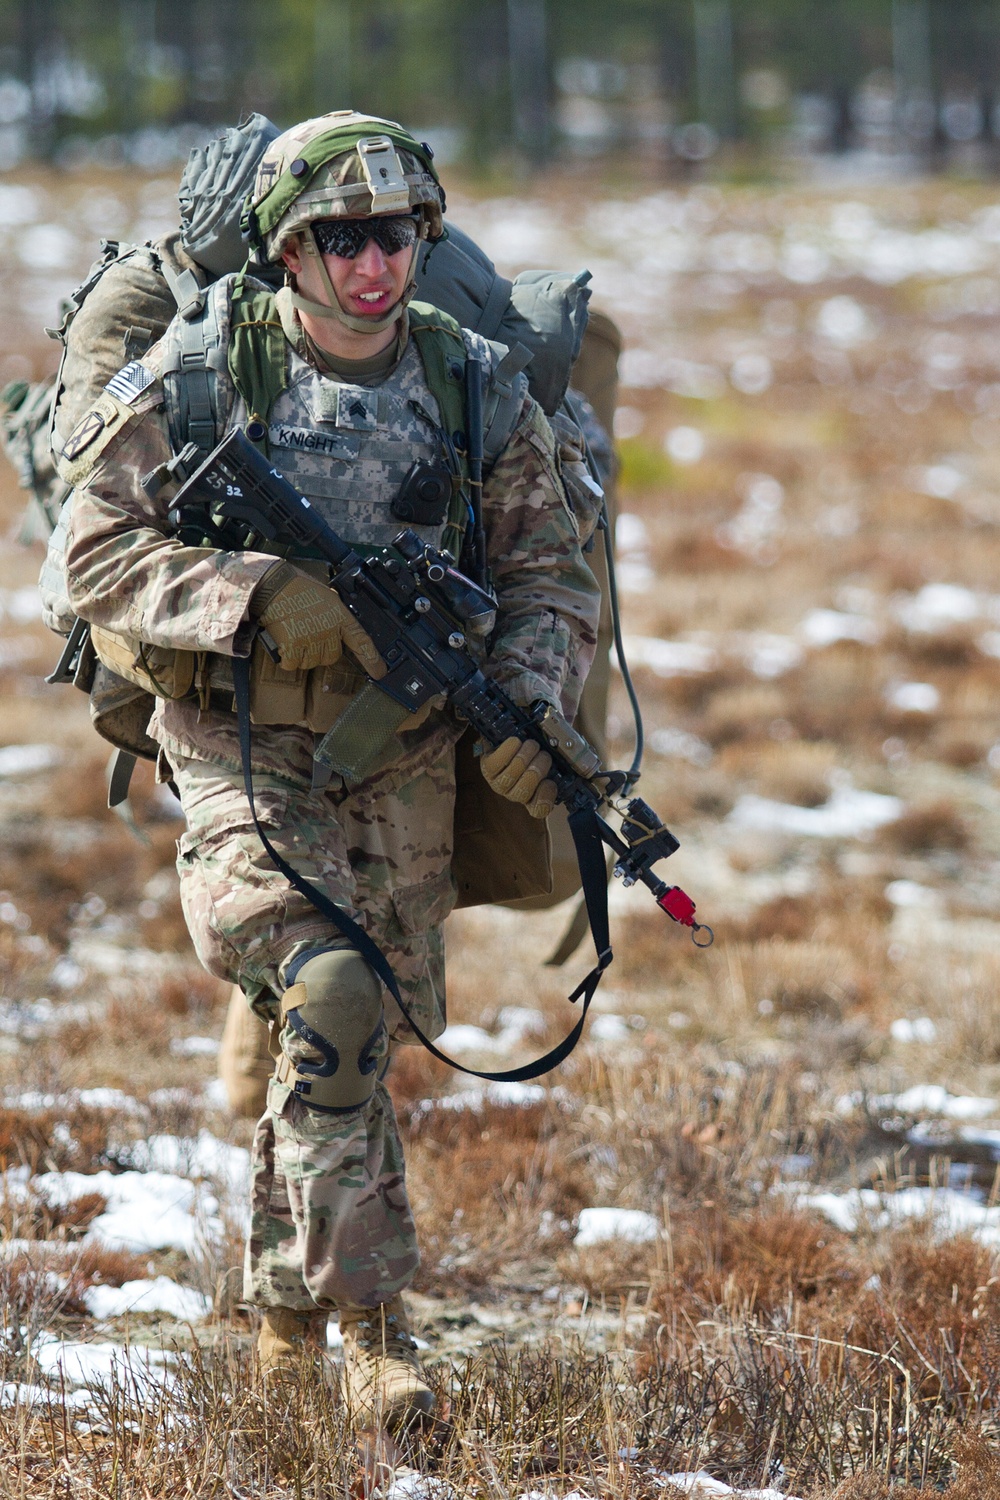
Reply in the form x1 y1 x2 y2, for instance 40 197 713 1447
7 171 1000 1491
879 797 972 854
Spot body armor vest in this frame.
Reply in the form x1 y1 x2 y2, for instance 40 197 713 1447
242 337 450 554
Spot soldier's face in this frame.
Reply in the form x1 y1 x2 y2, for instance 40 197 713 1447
282 232 413 322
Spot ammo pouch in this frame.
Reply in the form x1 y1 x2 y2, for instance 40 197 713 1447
89 622 367 735
90 624 200 701
247 649 366 733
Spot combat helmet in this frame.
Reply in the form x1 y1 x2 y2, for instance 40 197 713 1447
242 110 445 335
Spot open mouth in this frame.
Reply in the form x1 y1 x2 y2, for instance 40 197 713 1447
350 288 395 314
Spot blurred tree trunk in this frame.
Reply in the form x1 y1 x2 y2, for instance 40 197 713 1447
314 0 351 115
19 0 56 154
693 0 736 139
892 0 935 159
507 0 550 164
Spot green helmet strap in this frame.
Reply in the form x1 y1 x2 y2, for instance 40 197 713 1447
242 122 439 253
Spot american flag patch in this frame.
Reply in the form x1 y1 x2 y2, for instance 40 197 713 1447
105 361 155 405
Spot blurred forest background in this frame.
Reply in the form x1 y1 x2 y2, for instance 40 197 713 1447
0 0 999 176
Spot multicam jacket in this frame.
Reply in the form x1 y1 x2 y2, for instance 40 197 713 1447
61 276 600 795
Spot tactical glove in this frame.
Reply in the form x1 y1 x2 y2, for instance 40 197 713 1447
478 735 557 819
250 562 383 676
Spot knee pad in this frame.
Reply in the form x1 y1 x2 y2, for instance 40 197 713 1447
274 949 386 1113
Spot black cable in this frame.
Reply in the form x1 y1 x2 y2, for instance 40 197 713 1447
464 352 487 588
562 392 644 791
600 499 644 790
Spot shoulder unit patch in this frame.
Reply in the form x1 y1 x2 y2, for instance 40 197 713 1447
62 406 108 462
56 380 160 488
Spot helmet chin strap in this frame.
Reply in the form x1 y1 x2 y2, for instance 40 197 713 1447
289 224 420 336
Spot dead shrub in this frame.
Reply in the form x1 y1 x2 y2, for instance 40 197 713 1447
155 971 228 1019
403 1094 551 1149
703 684 789 746
36 1190 108 1240
736 894 818 942
879 798 970 853
941 1434 1000 1499
719 739 838 806
899 632 978 670
69 1243 152 1288
934 731 988 768
787 644 886 743
739 939 860 1018
847 1230 1000 1400
664 529 745 573
816 1478 905 1499
939 958 1000 1063
388 1044 466 1111
407 1098 590 1292
0 1105 117 1175
559 1237 659 1302
657 664 743 714
595 909 696 988
103 993 175 1056
649 1204 860 1329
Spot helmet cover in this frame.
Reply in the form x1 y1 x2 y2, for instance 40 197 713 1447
246 110 444 262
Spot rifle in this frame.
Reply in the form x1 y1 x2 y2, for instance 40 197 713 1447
165 428 712 1082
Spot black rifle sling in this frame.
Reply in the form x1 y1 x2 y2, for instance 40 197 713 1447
231 654 611 1082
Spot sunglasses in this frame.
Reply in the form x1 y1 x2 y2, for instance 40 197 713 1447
312 214 420 259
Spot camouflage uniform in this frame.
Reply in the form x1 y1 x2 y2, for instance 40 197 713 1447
62 272 600 1311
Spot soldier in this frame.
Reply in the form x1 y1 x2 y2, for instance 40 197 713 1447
58 112 600 1429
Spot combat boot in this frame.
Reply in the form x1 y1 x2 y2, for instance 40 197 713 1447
257 1306 329 1378
339 1296 435 1430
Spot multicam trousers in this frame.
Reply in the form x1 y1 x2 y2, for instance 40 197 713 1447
172 751 456 1310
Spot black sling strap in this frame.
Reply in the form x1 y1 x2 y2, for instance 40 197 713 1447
232 654 612 1082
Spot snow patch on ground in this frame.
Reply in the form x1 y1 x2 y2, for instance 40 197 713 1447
799 607 881 647
789 1184 1000 1246
384 1474 458 1500
619 636 719 677
574 1207 661 1247
34 1167 214 1255
0 1382 94 1410
0 744 60 778
726 783 902 838
434 1009 547 1057
588 1013 639 1044
434 1081 550 1112
890 1016 938 1043
656 1476 796 1499
84 1277 211 1322
4 1130 252 1257
30 1335 176 1393
169 1035 220 1058
837 1084 996 1120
